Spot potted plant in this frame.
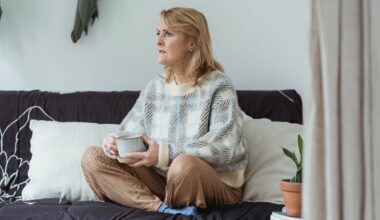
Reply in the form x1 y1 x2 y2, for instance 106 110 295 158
280 134 303 217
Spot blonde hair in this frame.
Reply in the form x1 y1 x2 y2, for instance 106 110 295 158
160 7 224 85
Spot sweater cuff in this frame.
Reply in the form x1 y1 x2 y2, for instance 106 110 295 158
156 142 169 167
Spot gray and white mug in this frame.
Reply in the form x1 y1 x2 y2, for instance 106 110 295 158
116 134 146 158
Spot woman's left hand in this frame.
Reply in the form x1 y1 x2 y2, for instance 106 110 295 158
120 133 159 167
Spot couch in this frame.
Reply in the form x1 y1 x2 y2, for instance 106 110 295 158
0 89 302 220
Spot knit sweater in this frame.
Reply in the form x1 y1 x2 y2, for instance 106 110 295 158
106 71 248 188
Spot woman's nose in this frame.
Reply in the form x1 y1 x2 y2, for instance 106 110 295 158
156 35 162 45
156 33 165 45
156 37 163 46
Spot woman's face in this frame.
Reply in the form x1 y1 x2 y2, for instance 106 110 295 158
156 17 192 70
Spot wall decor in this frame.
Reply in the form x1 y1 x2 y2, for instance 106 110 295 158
71 0 98 43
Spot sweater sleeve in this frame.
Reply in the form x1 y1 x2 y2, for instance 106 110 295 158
102 85 148 159
156 83 246 169
118 89 146 136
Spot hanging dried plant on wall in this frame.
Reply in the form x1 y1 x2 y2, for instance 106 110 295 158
71 0 98 43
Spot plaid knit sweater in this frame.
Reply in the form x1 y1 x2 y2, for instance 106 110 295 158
113 71 247 187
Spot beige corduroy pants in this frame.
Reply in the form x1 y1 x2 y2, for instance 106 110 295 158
81 146 242 211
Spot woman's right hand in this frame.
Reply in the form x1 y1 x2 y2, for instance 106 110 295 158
103 133 119 157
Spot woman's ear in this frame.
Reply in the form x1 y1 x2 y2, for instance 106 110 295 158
188 43 194 52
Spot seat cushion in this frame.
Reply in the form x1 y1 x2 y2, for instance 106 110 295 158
0 199 283 220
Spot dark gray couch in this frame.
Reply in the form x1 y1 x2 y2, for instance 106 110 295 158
0 90 302 220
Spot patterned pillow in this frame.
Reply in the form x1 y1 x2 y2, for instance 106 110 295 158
0 106 55 202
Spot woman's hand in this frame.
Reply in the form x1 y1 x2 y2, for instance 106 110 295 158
119 133 159 167
103 133 119 157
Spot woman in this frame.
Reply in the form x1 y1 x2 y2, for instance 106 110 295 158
81 7 247 216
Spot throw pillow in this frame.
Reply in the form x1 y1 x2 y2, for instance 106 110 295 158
22 120 119 201
242 114 303 204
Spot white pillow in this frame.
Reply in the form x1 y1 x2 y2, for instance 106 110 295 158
242 114 302 204
22 120 119 201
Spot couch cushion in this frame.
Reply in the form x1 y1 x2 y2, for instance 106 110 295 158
242 116 303 203
22 120 119 201
0 199 282 220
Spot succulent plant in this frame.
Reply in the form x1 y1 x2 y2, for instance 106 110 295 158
282 134 303 183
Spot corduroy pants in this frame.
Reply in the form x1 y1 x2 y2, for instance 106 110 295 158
81 146 242 211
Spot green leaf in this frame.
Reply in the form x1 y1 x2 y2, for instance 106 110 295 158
295 169 302 183
291 176 297 182
297 134 303 165
282 147 298 166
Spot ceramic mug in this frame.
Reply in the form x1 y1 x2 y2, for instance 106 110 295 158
116 134 146 158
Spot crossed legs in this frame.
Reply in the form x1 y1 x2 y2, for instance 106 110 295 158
81 146 242 212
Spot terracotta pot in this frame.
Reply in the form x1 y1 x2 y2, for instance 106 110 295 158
280 179 302 217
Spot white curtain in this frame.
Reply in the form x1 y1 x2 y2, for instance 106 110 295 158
304 0 380 219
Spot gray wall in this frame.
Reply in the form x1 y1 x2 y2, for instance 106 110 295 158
0 0 311 97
